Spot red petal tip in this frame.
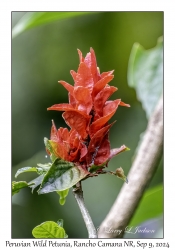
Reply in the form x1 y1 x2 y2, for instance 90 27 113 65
124 104 130 107
119 101 130 107
90 47 94 52
77 49 84 62
109 70 115 75
51 119 55 126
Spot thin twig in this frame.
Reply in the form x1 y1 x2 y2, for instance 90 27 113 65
73 182 98 238
98 95 163 238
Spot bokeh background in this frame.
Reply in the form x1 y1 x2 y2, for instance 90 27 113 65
12 11 163 238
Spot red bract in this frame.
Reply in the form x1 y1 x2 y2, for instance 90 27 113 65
49 120 87 163
47 48 130 172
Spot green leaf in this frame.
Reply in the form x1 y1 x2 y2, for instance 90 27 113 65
15 166 38 177
12 181 31 196
12 12 96 38
15 165 49 178
57 189 69 205
28 174 45 193
129 184 163 226
37 163 51 169
32 221 67 238
128 36 163 118
44 137 57 162
38 158 89 194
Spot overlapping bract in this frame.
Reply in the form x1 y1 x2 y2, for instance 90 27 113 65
47 48 130 172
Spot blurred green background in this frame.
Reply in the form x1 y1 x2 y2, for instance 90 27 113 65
12 12 163 238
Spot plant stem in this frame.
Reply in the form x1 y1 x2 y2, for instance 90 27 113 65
73 182 98 238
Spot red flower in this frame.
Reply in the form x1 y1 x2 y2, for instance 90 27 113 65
49 120 87 163
47 48 130 172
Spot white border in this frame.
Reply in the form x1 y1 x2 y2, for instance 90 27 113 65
1 0 175 248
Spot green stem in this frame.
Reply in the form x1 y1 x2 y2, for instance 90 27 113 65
73 182 97 238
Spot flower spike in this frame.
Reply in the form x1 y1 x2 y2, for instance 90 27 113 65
47 48 130 174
